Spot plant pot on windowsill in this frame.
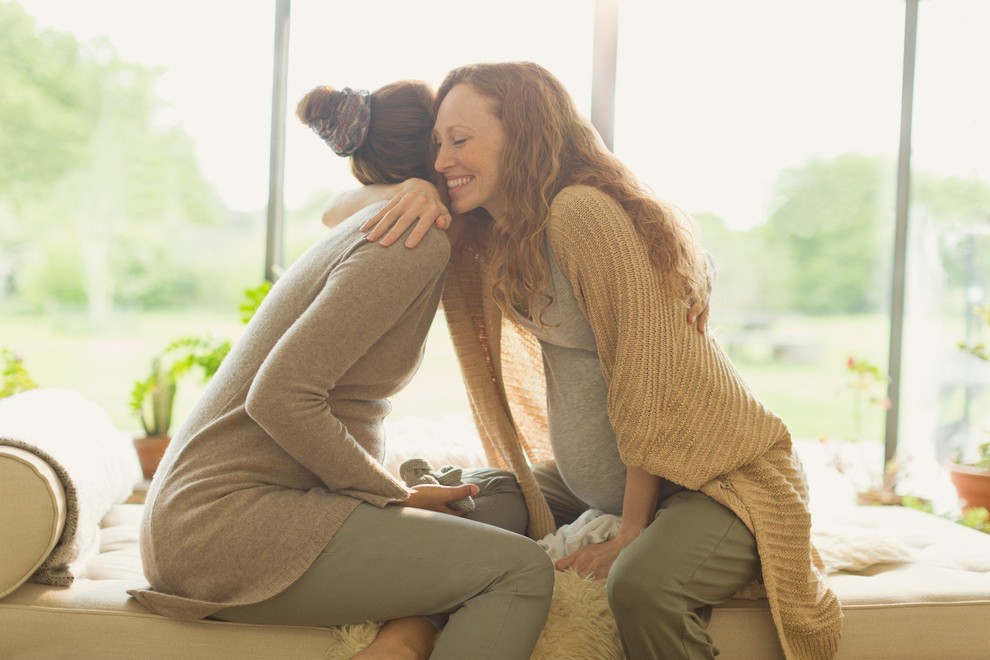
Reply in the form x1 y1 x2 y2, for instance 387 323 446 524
949 463 990 513
949 442 990 513
131 374 176 480
129 335 231 481
134 434 170 480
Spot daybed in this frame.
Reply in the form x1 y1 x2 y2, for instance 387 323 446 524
3 390 990 659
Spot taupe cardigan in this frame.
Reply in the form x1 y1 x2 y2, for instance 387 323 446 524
131 209 449 619
440 185 842 659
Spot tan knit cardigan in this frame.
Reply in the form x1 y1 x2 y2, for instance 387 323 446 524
440 185 841 659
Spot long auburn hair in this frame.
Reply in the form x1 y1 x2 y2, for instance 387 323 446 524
297 80 435 185
435 62 707 319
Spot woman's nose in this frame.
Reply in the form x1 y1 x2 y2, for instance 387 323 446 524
434 144 452 172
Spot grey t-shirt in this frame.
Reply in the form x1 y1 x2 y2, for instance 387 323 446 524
511 242 682 515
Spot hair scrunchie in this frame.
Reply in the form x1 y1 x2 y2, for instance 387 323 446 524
312 87 371 157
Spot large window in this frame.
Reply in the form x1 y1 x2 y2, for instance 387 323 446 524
2 1 275 430
615 0 904 452
4 0 988 492
898 0 990 502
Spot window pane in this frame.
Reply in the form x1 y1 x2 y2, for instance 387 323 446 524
899 0 990 504
1 1 274 431
615 1 904 464
283 0 595 425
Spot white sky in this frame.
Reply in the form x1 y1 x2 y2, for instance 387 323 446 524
18 0 990 229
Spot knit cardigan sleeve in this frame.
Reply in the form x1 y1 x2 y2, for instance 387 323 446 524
546 185 788 490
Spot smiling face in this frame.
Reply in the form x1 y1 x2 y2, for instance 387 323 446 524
433 83 508 221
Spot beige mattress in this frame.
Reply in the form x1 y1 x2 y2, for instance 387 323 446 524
2 502 989 659
3 424 990 660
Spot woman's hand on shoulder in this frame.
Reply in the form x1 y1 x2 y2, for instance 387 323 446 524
361 178 452 248
686 250 716 334
323 184 400 229
399 482 479 515
686 296 710 335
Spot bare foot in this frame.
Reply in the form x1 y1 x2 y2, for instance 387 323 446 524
351 616 437 660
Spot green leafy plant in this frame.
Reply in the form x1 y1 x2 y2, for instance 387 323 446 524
0 348 38 399
956 442 990 470
822 356 896 504
900 493 989 535
955 307 990 469
957 506 990 534
128 281 270 437
130 335 231 437
845 355 891 442
239 280 273 324
958 306 990 362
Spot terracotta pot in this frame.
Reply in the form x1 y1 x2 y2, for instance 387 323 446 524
948 463 990 512
134 435 170 480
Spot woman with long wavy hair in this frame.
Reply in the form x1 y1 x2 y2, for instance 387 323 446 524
351 61 842 660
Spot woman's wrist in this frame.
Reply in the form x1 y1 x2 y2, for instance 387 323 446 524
614 525 646 546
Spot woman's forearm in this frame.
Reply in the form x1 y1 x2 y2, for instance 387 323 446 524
616 465 662 542
322 184 400 228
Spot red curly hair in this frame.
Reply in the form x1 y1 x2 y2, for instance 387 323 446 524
435 61 707 320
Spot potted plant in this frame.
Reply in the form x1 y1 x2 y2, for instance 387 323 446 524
950 306 990 512
0 348 38 399
822 356 903 505
948 442 990 513
130 334 230 479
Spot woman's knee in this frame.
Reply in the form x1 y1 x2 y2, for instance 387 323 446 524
463 468 529 534
607 553 679 622
464 467 521 496
501 536 555 598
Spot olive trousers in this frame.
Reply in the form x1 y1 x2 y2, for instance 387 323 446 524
534 463 761 660
214 469 551 660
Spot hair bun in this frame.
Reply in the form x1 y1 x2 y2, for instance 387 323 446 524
301 86 371 157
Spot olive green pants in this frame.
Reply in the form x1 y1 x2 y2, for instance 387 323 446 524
213 469 551 660
534 463 761 660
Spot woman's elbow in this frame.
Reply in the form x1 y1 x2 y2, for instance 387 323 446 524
244 379 282 427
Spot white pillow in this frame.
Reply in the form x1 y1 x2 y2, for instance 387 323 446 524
812 519 915 572
0 446 67 597
0 388 142 588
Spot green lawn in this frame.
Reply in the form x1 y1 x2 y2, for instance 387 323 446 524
723 314 890 443
2 308 245 433
2 308 890 443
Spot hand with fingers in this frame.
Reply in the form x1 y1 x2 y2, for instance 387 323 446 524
687 296 710 335
398 482 480 516
687 250 716 334
361 178 452 248
554 537 626 580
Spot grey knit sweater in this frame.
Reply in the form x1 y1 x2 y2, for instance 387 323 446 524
130 205 449 620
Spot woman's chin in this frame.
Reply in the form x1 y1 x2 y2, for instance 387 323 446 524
450 200 476 215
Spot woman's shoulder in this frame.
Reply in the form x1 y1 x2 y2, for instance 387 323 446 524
549 186 627 230
356 222 451 273
334 202 450 266
551 185 622 212
548 185 633 248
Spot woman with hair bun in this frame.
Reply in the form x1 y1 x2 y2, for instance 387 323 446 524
130 81 554 660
